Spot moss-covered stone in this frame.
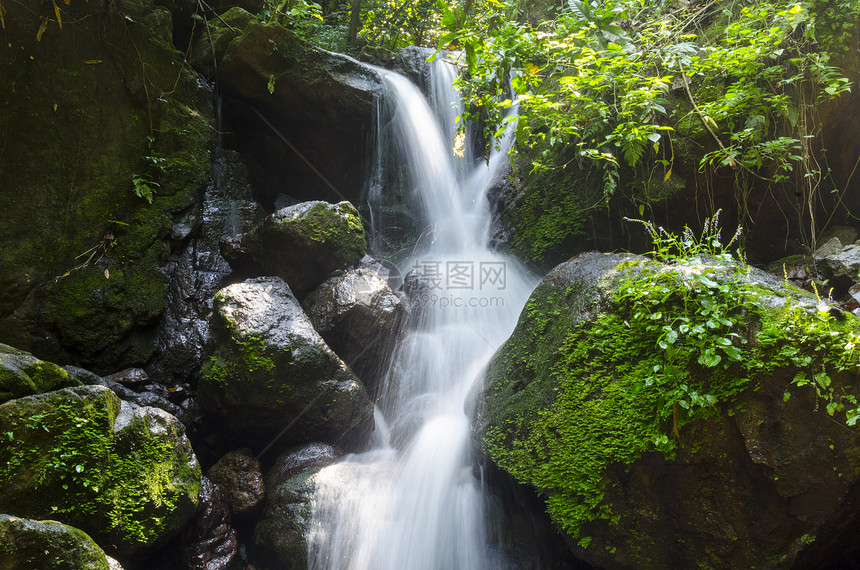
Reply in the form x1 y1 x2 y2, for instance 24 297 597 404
0 385 201 554
0 0 213 372
478 252 860 568
0 343 80 404
221 201 368 296
0 515 114 570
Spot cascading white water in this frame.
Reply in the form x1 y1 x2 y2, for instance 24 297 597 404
307 57 537 570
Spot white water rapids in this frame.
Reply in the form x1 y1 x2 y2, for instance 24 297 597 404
306 58 537 570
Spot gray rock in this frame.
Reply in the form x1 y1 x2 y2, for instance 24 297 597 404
390 46 435 90
0 385 201 555
0 515 115 570
813 236 844 260
252 444 341 570
199 277 374 452
105 367 150 389
822 243 860 293
207 448 266 519
303 267 407 387
221 201 367 296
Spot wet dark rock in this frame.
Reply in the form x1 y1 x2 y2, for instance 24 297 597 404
0 385 201 555
390 46 435 91
63 365 189 423
220 201 367 296
179 478 240 570
149 150 266 385
191 17 383 205
252 443 341 569
477 252 860 569
199 277 374 452
207 448 266 519
106 368 151 390
303 267 407 387
264 443 342 491
0 515 118 570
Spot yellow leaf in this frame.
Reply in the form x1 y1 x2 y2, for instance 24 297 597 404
36 17 48 41
63 0 69 4
53 1 62 29
638 204 645 216
663 168 672 182
84 59 103 64
104 269 110 279
0 0 5 30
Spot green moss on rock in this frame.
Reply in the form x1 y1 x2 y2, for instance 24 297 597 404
480 252 860 567
0 344 80 403
0 515 113 570
0 385 201 554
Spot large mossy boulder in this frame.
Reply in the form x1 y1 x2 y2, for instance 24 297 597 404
221 201 367 296
0 386 202 555
0 0 213 372
189 14 382 205
477 252 860 569
199 277 374 451
0 515 117 570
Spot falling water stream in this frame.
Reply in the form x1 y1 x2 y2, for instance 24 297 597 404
306 58 537 570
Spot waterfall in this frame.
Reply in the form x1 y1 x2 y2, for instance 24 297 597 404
307 56 537 570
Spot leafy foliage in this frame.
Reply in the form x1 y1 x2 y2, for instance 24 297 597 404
435 0 852 250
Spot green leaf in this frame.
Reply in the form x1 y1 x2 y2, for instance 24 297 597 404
465 43 477 76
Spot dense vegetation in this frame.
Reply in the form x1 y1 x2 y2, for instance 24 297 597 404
263 0 857 264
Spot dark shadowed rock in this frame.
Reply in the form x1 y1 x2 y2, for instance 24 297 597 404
303 267 407 388
106 368 151 390
0 515 117 570
252 443 341 569
207 448 265 519
199 278 374 452
179 477 239 570
192 19 382 205
478 252 860 569
220 201 367 296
